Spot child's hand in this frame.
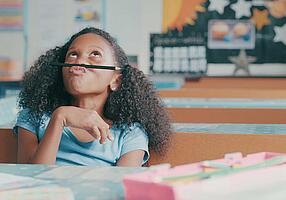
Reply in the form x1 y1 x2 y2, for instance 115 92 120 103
53 106 114 144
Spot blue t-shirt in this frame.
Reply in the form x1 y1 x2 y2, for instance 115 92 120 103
13 109 149 166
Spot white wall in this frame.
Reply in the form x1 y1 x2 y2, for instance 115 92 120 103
106 0 162 74
27 0 104 68
23 0 162 74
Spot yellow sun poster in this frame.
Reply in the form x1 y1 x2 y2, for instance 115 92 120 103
163 0 207 32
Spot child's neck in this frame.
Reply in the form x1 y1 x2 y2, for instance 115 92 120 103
73 93 107 116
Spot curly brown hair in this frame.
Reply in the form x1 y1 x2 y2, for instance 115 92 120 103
18 27 172 155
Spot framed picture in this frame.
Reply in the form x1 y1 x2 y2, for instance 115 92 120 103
208 20 255 50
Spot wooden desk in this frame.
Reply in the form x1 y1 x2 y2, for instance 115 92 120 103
158 88 286 99
167 107 286 123
183 77 286 89
0 76 22 82
149 132 286 167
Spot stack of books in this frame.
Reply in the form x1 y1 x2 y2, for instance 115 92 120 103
123 152 286 200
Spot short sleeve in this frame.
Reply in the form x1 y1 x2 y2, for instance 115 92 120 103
13 109 38 137
120 123 150 164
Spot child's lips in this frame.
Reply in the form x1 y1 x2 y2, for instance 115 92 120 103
69 66 87 75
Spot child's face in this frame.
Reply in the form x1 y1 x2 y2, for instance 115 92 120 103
62 33 119 96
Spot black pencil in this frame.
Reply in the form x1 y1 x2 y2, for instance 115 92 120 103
51 63 121 71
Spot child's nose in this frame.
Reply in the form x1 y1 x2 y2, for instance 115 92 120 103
75 56 89 65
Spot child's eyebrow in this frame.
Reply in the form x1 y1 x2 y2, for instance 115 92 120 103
68 45 104 52
51 62 121 71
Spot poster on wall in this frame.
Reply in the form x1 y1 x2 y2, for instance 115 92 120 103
163 0 286 76
0 0 25 81
73 0 103 31
0 0 23 30
150 33 207 76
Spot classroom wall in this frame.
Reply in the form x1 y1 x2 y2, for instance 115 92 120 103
27 0 163 74
0 0 163 74
106 0 162 73
0 0 285 75
27 0 106 68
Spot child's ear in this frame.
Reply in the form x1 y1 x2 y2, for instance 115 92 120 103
110 73 121 91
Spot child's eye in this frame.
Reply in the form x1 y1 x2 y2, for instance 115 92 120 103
90 51 102 58
67 52 78 58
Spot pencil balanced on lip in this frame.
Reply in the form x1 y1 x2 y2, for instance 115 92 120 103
51 62 122 71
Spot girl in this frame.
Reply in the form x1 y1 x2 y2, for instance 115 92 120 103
14 27 172 166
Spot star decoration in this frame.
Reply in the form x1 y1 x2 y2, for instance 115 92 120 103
168 0 207 31
266 0 286 19
229 50 256 76
273 24 286 45
251 8 271 30
231 0 252 19
208 0 229 15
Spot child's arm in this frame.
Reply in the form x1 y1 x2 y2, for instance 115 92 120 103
116 150 145 167
17 112 65 164
17 106 113 164
115 123 149 167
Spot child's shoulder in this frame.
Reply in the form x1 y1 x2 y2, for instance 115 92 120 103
113 122 147 138
16 108 50 126
128 122 145 132
113 122 144 131
16 108 34 122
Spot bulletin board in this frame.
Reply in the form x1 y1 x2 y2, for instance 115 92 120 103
162 0 286 76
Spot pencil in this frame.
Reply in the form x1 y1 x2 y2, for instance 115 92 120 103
51 63 121 71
